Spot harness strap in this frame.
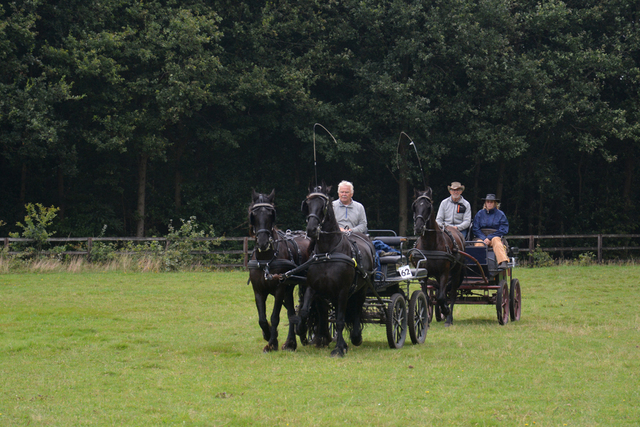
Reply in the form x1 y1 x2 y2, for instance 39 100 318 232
442 226 460 253
409 248 459 264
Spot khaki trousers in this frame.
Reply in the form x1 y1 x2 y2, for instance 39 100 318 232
475 237 509 264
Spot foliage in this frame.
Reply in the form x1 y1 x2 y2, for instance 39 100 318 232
8 203 59 253
577 251 596 266
528 244 555 268
88 225 117 263
161 216 222 271
0 0 639 238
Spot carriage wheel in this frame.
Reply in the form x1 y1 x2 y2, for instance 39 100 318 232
385 293 407 349
408 290 428 344
509 278 522 321
300 303 320 346
495 280 510 325
328 308 337 342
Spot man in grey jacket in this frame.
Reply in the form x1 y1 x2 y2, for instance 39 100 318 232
332 180 368 234
436 181 472 238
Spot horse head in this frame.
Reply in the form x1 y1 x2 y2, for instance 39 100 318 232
412 187 434 236
302 183 332 239
249 189 276 252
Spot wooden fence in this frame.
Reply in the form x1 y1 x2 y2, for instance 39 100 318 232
504 234 640 263
2 234 640 267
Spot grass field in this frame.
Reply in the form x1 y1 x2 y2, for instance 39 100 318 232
1 266 639 426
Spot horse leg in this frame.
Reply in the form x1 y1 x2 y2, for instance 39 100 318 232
436 275 450 320
281 285 298 351
264 288 286 353
330 291 349 357
445 266 464 326
444 282 455 326
315 301 332 347
349 286 366 346
295 286 314 341
254 291 271 342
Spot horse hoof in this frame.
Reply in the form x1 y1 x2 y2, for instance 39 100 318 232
281 341 297 351
350 332 363 346
330 348 345 358
263 342 278 353
313 337 328 348
444 322 452 327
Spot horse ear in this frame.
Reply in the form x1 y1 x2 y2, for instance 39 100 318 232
268 189 275 203
425 187 432 199
301 199 309 216
252 189 259 202
414 188 421 199
326 185 332 195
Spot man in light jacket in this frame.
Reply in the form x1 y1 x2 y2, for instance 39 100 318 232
436 181 472 238
332 180 368 234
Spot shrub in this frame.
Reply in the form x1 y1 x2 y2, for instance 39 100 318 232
528 244 555 267
577 251 596 266
161 216 222 271
9 203 59 254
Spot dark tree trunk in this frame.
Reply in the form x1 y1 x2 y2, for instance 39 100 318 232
399 176 408 235
57 167 65 220
20 163 27 206
136 154 148 237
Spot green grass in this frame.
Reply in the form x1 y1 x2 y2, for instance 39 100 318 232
1 266 639 426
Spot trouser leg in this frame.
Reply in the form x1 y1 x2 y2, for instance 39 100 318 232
490 237 508 263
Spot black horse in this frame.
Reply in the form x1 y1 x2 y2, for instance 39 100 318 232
301 184 376 357
410 187 465 326
248 189 311 352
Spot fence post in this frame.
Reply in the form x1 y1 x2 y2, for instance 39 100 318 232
597 234 603 264
243 237 249 267
529 235 535 254
87 237 93 259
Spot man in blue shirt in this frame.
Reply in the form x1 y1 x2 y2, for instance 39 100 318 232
332 180 368 234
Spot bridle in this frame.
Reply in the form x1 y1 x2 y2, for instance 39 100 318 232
303 192 330 231
250 202 276 252
412 194 437 235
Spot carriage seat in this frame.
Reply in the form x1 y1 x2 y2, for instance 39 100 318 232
374 236 406 247
475 228 520 258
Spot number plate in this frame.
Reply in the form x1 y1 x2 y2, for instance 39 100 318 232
398 265 412 278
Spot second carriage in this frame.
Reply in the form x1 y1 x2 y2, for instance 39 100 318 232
420 239 522 326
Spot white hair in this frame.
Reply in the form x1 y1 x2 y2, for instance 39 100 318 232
337 180 354 194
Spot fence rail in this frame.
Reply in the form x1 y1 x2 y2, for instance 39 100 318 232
2 234 640 267
496 234 640 263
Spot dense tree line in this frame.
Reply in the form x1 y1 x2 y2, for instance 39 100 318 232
1 0 639 238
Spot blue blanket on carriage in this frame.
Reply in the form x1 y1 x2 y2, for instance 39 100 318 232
372 239 401 272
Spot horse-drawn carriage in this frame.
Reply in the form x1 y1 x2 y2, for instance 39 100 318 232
421 241 522 326
357 231 430 349
409 187 522 327
247 185 522 357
